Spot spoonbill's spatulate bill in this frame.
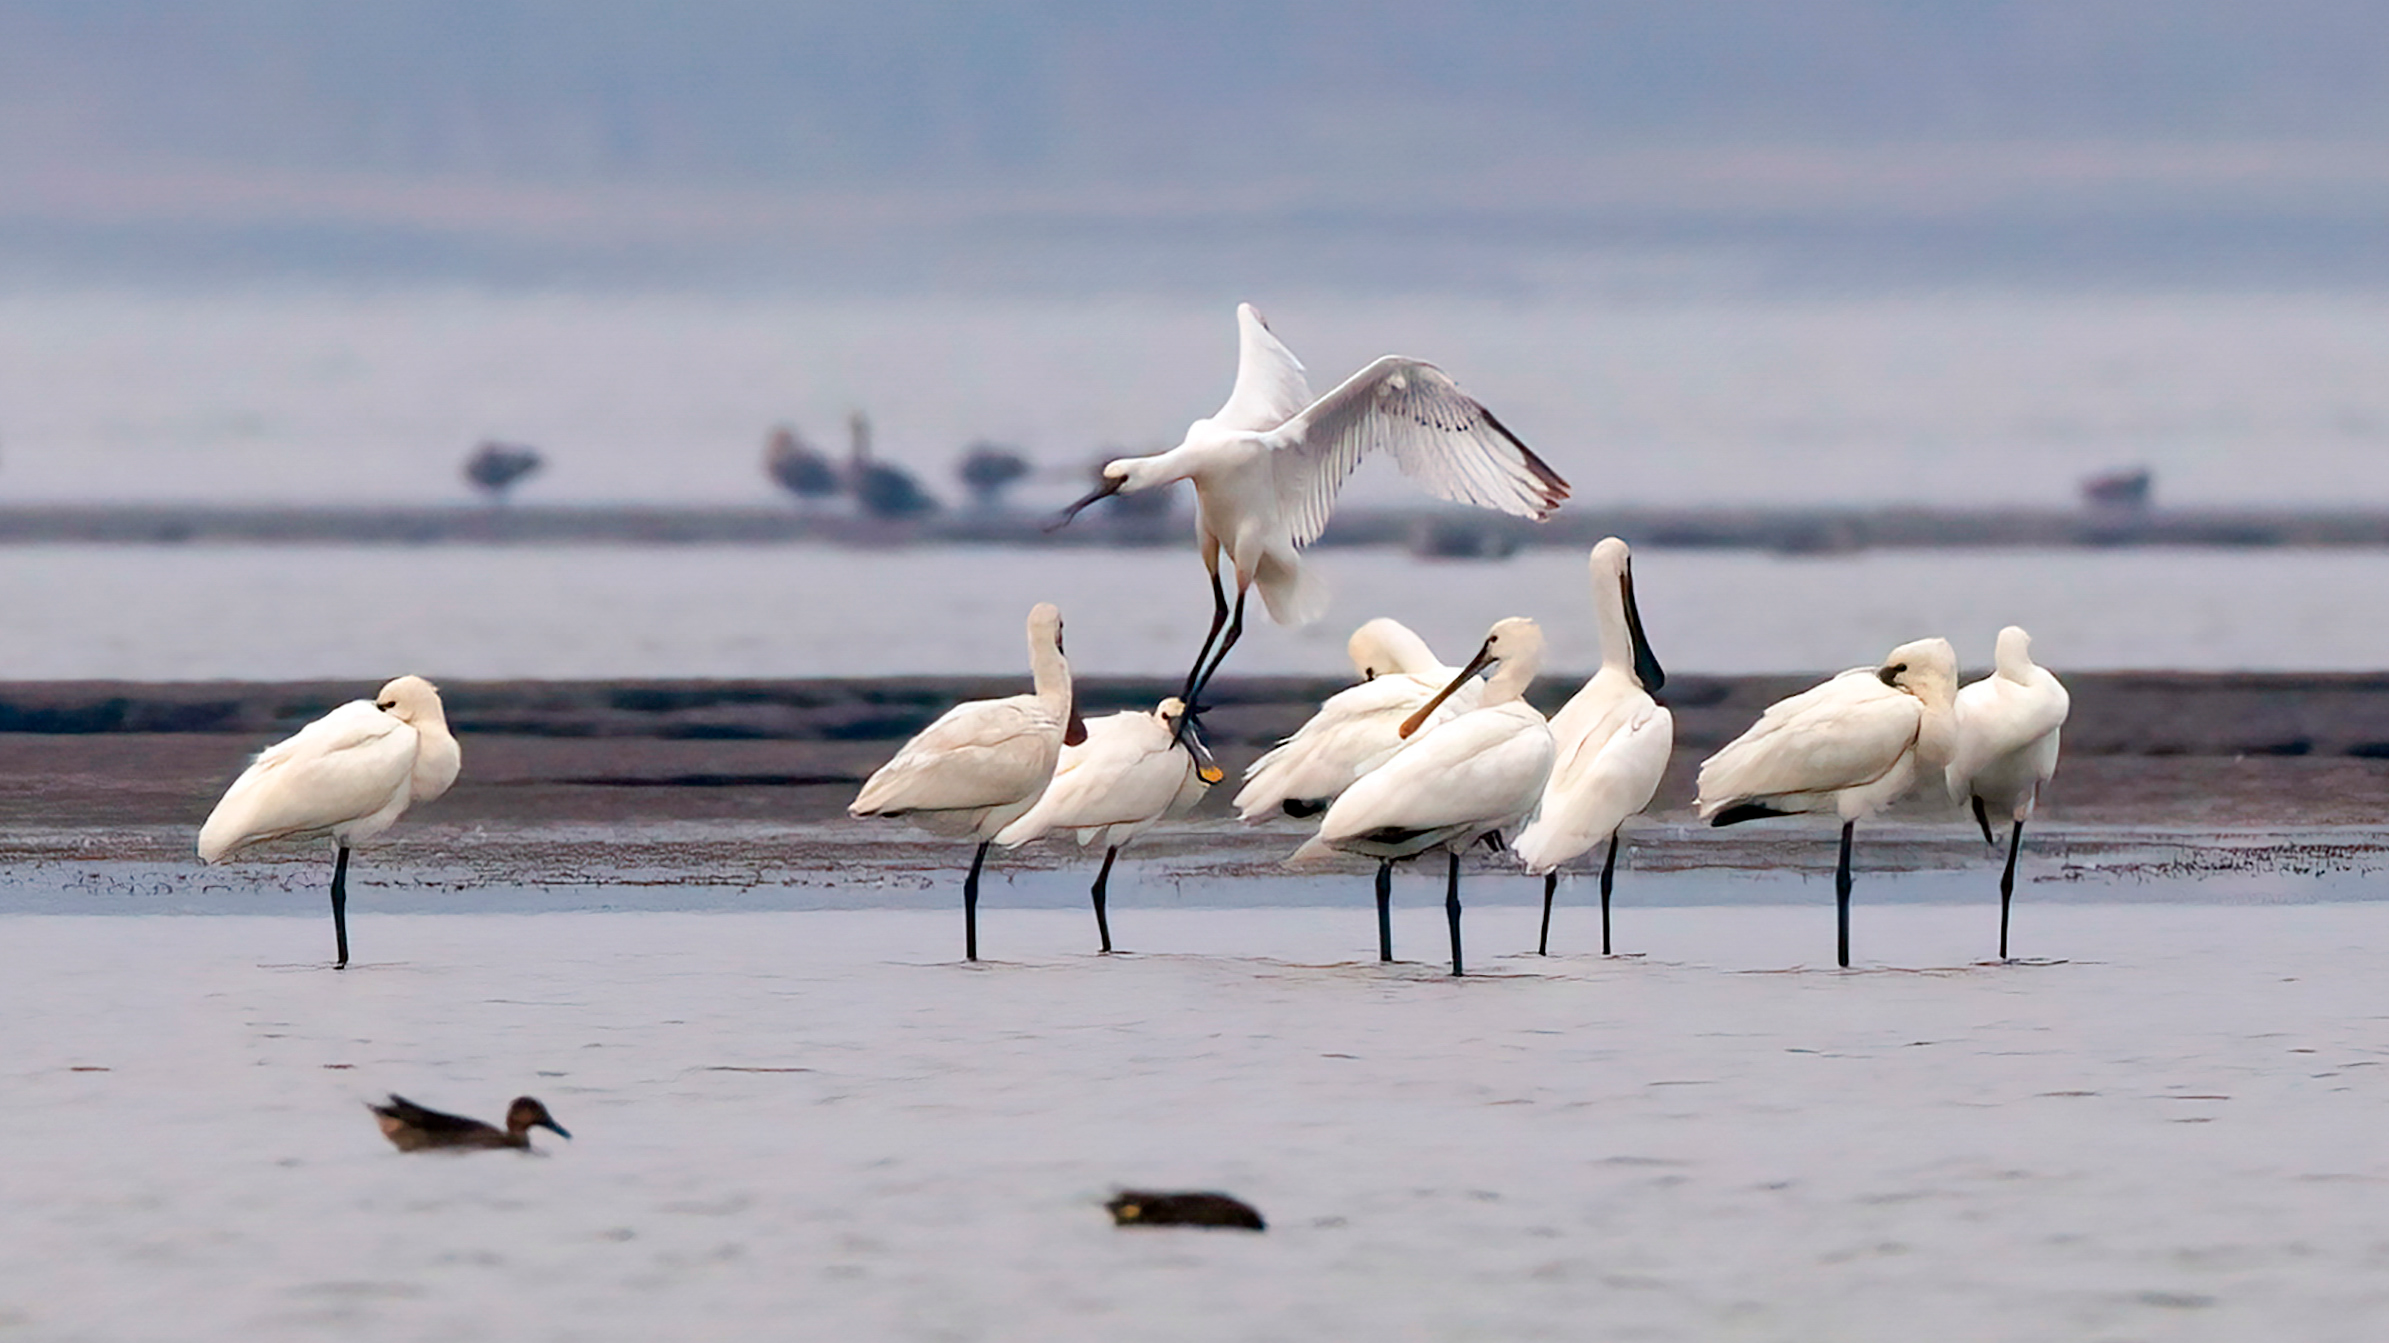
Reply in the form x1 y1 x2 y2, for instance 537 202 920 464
1947 626 2070 959
1233 617 1483 824
369 1095 570 1152
197 675 461 969
850 602 1078 960
1049 303 1571 709
1514 538 1673 956
1292 617 1555 975
1695 639 1958 968
993 697 1219 952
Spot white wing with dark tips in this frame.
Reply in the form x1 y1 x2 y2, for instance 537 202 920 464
1264 356 1570 548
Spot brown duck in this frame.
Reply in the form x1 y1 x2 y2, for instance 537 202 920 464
369 1094 571 1152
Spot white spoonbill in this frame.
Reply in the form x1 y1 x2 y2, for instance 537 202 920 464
1514 538 1673 956
994 698 1221 952
1695 638 1958 968
1233 616 1484 823
1049 303 1570 708
1292 617 1554 976
198 675 460 969
1946 626 2070 959
850 602 1077 960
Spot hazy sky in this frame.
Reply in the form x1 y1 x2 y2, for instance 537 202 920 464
3 2 2386 290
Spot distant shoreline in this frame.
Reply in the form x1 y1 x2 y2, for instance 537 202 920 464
0 503 2384 553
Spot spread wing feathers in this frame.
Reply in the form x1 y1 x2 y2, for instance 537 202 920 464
1315 707 1554 848
1233 674 1483 821
1695 671 1922 817
850 696 1064 818
1212 303 1314 433
198 701 419 860
994 711 1197 847
1514 703 1673 874
1949 675 2072 784
1266 356 1571 548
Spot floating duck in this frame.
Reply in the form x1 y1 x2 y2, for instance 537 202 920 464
368 1094 570 1152
1105 1189 1266 1231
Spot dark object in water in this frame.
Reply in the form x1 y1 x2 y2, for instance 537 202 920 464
2081 466 2153 512
765 426 842 501
1106 1189 1265 1231
464 441 545 500
369 1094 571 1152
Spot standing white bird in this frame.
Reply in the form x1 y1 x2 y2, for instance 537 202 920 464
1233 616 1484 823
1946 626 2070 959
993 697 1220 952
850 602 1077 960
198 675 461 969
1514 538 1673 957
1695 638 1958 968
1292 618 1555 976
1048 303 1571 709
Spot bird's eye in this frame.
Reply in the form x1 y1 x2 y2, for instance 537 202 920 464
1888 663 1907 675
376 701 395 710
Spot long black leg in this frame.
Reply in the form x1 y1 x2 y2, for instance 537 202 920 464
964 840 990 962
1185 587 1249 709
1375 860 1394 962
330 844 351 969
1177 567 1233 708
1836 820 1855 969
1600 831 1620 956
1998 819 2024 960
1537 872 1556 956
1445 850 1464 977
1091 845 1119 954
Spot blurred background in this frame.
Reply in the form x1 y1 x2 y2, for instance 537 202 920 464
1 1 2387 678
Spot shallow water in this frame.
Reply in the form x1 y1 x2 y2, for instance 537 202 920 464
11 904 2389 1342
2 542 2386 680
6 287 2389 510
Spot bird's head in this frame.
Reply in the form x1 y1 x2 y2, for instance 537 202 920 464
506 1097 571 1140
1875 637 1957 702
374 675 444 724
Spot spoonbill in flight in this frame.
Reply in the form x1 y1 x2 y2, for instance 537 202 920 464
994 697 1221 952
1513 539 1672 956
198 675 461 969
850 602 1078 960
1292 617 1555 976
1049 304 1570 710
1695 638 1958 968
1946 626 2069 959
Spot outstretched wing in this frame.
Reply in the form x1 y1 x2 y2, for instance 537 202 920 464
1264 356 1570 547
1211 303 1314 433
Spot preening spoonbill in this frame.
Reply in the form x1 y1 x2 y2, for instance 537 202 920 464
1947 626 2069 959
1695 638 1957 968
1292 618 1555 975
850 602 1077 960
1232 617 1483 823
1514 538 1673 956
993 697 1221 952
198 675 460 969
1049 303 1570 708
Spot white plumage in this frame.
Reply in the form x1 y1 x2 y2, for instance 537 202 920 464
1514 538 1674 955
1052 302 1570 704
851 601 1075 960
994 697 1216 951
1695 637 1958 968
1946 625 2070 957
1292 617 1555 975
1233 616 1483 822
198 674 459 968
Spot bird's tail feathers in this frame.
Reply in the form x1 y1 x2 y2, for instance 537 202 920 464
1255 553 1330 628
